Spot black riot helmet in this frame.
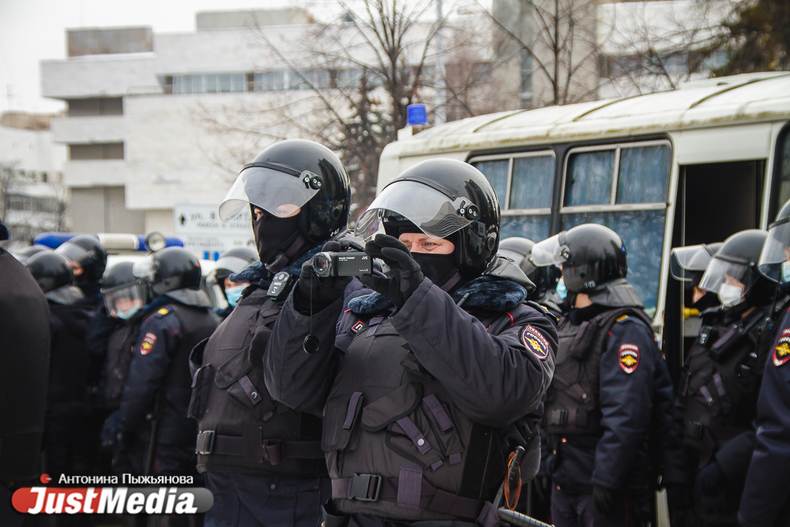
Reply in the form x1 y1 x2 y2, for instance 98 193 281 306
13 245 51 265
498 237 560 295
759 199 790 283
213 246 259 285
25 251 74 293
670 242 723 289
355 158 500 277
55 234 107 286
101 262 150 318
700 229 771 306
219 139 351 245
531 224 641 307
132 247 202 297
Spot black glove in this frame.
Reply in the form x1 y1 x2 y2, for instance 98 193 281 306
294 241 352 313
665 483 692 511
593 485 616 516
696 461 725 496
359 234 424 308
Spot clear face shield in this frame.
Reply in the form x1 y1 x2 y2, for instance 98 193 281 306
529 233 571 268
670 244 717 282
218 165 322 222
132 255 156 284
354 180 478 240
103 282 147 319
698 256 749 294
759 218 790 283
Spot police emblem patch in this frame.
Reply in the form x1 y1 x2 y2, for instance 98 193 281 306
521 325 549 360
619 344 639 374
140 332 157 355
773 329 790 367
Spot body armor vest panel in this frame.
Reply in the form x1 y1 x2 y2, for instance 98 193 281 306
47 303 93 402
104 322 139 409
324 307 538 522
545 307 653 436
190 287 325 477
681 306 773 465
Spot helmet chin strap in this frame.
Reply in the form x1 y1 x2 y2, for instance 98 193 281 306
266 234 307 273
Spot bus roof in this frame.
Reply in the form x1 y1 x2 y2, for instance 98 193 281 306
388 72 790 160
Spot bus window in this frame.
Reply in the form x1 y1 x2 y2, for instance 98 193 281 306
565 150 615 206
617 145 671 204
771 126 790 220
471 152 555 242
561 141 672 315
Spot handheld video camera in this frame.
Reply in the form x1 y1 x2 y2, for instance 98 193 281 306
311 251 373 277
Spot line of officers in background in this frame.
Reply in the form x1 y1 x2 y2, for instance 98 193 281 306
2 138 790 527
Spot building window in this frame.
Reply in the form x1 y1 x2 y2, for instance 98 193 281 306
254 71 287 91
69 143 125 160
172 74 246 94
67 98 123 116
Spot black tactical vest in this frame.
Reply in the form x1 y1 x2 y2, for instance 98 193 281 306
104 322 140 410
681 306 773 466
545 307 653 436
189 287 325 477
324 306 540 523
47 303 93 402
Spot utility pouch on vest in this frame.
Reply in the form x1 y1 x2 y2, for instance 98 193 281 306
323 392 364 452
188 364 214 420
214 347 275 422
709 311 765 362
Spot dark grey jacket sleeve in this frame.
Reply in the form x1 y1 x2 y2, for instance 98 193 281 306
390 279 557 428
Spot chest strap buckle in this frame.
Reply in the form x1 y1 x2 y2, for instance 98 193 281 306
350 474 382 502
196 430 215 455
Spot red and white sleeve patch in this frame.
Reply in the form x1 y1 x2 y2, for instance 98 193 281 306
140 332 157 355
773 329 790 367
619 344 640 374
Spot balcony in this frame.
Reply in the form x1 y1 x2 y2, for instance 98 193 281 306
51 115 125 144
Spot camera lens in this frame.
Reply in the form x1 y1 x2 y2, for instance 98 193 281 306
312 253 331 277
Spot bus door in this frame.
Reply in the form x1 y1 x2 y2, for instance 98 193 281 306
664 160 765 383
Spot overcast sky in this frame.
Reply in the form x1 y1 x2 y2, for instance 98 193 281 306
0 0 308 115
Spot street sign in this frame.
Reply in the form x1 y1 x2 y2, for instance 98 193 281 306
174 203 254 260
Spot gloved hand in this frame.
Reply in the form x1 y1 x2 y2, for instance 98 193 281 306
360 234 424 308
696 461 725 496
665 483 693 511
593 485 616 516
294 241 352 313
100 411 121 449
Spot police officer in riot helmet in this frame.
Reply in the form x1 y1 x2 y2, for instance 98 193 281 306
265 158 558 527
55 234 108 306
190 139 350 527
210 246 258 319
670 243 723 311
0 219 49 527
663 229 775 526
530 223 673 527
738 201 790 527
26 251 96 479
12 244 51 265
499 237 564 317
115 247 217 479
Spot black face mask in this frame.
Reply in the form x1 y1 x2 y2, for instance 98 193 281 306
411 252 457 288
252 209 300 265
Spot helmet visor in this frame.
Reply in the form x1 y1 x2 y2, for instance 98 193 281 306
530 233 571 267
355 180 475 240
759 220 790 282
699 257 749 293
213 255 252 277
670 244 717 282
103 283 147 318
132 256 156 282
219 166 321 222
55 243 91 265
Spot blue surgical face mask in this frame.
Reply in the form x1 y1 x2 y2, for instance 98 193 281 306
117 305 141 320
556 277 568 300
225 285 246 307
781 261 790 283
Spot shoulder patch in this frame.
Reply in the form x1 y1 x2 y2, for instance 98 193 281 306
619 344 640 374
157 308 169 315
616 315 629 323
351 320 365 334
521 325 550 361
140 332 157 355
773 329 790 367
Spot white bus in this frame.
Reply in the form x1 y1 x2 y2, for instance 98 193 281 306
378 71 790 379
